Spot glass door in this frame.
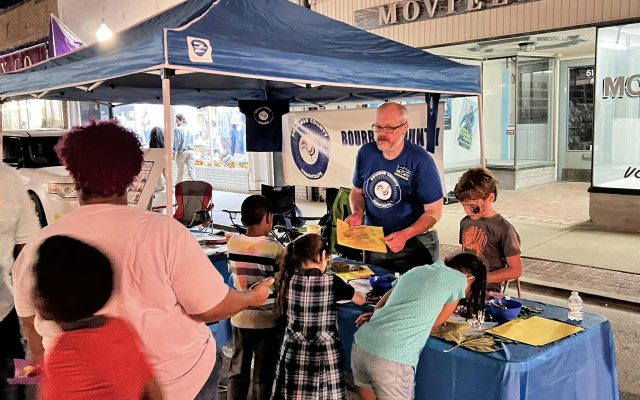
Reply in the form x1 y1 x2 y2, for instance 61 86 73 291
515 56 554 166
483 58 517 167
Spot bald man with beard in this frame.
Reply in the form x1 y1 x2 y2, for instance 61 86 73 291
345 102 443 274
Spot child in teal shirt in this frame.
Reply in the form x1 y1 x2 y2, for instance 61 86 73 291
352 253 487 400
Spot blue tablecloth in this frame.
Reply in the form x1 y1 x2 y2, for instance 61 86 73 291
207 254 619 400
339 297 619 400
207 254 232 349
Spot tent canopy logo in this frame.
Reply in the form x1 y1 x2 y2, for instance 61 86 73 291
291 118 330 180
187 36 213 63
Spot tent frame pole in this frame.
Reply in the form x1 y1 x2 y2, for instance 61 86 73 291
0 101 3 158
478 93 485 168
478 60 485 169
162 68 174 212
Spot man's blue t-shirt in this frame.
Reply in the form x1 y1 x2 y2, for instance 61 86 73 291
352 141 443 235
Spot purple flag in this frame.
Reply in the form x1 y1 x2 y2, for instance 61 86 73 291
49 14 85 58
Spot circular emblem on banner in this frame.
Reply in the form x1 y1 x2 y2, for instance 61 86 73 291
366 171 401 209
290 118 330 180
254 106 274 126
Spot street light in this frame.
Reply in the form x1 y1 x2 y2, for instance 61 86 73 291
96 20 113 42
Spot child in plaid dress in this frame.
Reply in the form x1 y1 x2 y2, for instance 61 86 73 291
271 234 366 400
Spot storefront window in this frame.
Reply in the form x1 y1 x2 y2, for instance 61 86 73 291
482 58 516 167
515 57 554 165
567 67 594 151
109 104 249 170
1 99 66 129
77 102 110 126
210 107 249 169
443 96 481 169
593 22 640 190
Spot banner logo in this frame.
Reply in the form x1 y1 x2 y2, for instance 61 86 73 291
291 118 330 180
187 36 213 63
366 171 401 209
254 106 274 125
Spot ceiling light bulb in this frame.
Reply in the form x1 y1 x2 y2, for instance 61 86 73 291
96 21 113 42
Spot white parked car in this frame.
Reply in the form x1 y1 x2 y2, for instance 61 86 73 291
2 129 78 226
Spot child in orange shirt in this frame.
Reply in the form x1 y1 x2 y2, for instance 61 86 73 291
34 235 162 400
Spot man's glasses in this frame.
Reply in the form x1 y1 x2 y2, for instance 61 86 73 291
371 122 407 133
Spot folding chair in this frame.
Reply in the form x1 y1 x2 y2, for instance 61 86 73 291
502 233 523 298
261 184 327 244
502 279 523 299
173 181 214 233
222 209 247 235
261 184 303 229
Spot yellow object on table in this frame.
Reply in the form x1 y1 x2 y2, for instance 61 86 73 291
332 264 374 282
487 316 584 346
336 219 386 253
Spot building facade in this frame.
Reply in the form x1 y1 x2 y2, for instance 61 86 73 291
311 0 640 231
0 0 57 53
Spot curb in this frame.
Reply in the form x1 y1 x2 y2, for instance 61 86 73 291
519 275 640 306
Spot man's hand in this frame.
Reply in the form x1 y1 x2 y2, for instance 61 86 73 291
355 312 373 327
344 212 363 229
248 277 275 307
384 231 408 253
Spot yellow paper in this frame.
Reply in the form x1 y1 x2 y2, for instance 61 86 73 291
332 264 374 282
336 219 387 253
487 316 583 346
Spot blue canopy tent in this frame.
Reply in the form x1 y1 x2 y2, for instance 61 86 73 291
0 0 482 203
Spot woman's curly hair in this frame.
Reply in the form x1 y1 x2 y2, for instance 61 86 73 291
55 120 143 201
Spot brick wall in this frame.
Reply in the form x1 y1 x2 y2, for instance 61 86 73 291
0 0 58 52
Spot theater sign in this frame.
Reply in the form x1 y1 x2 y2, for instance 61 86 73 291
0 43 47 75
354 0 542 30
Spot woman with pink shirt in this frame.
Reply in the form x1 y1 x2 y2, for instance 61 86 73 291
12 121 273 400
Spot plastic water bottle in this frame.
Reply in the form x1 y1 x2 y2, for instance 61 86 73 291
567 291 584 321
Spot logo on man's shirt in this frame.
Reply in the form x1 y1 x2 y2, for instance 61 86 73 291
366 171 401 209
187 36 213 63
291 118 330 180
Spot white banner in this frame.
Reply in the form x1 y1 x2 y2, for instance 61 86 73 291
282 104 445 190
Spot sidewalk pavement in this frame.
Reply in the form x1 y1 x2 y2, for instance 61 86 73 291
209 183 640 304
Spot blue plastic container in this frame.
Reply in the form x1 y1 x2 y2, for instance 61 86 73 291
369 274 396 291
485 298 522 322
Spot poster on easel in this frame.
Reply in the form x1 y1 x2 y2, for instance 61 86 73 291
127 148 165 208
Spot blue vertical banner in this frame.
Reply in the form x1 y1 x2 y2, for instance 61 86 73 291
425 92 441 154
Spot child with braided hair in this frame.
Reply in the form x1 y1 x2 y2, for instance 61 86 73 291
351 252 488 400
271 234 365 400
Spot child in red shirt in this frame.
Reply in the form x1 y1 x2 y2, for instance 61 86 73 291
33 235 163 400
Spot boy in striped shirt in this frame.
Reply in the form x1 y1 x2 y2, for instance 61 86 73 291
226 195 283 400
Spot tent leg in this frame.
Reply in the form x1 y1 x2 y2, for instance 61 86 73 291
108 104 114 119
162 69 174 213
0 102 3 157
478 94 485 169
